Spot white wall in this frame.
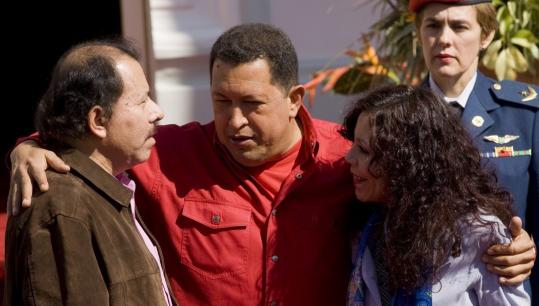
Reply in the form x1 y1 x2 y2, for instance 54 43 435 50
270 0 378 122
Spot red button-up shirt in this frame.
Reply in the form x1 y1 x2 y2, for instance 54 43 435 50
130 107 356 305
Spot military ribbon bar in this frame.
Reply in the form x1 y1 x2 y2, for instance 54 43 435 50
480 149 532 158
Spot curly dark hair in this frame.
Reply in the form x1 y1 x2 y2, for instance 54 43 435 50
209 23 298 92
341 85 513 292
34 38 140 149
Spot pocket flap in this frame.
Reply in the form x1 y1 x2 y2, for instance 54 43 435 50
182 200 251 229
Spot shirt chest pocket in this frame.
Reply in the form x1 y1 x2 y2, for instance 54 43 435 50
179 199 251 279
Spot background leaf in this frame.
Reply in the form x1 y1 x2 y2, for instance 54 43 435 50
509 46 529 72
483 40 502 69
495 48 509 80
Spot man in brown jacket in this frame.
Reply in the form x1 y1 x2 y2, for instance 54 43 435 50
4 39 176 306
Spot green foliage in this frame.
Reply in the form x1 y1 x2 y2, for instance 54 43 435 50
483 0 539 79
367 0 425 84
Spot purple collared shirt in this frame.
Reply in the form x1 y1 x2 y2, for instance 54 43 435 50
118 173 174 306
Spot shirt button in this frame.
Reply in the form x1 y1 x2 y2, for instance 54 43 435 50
271 209 277 216
211 215 221 224
295 173 303 179
270 301 277 306
271 255 279 263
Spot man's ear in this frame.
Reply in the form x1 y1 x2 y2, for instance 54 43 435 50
288 85 305 118
87 106 108 139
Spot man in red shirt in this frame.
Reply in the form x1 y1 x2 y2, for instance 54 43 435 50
8 23 536 305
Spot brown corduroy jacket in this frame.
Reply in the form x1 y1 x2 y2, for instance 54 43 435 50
4 149 177 306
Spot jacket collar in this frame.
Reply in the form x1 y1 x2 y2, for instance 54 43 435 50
59 149 132 208
423 72 500 110
423 72 498 138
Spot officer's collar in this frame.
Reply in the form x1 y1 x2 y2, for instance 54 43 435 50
429 72 477 109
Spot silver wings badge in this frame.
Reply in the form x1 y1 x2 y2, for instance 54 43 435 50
483 135 520 144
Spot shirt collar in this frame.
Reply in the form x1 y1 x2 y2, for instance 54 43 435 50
296 105 318 161
59 148 133 208
117 172 136 192
429 72 477 108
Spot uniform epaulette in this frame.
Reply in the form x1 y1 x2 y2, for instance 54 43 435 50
489 80 539 108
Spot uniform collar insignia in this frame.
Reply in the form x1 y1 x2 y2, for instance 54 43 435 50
483 134 520 144
520 86 537 102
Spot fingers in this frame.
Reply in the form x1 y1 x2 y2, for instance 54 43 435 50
7 162 32 216
483 244 536 284
20 170 34 208
499 273 530 286
6 140 65 216
7 176 20 217
509 216 523 237
487 229 534 256
486 259 534 277
28 162 49 192
30 150 69 192
484 244 536 266
45 151 70 173
24 150 68 193
486 261 533 285
487 243 519 256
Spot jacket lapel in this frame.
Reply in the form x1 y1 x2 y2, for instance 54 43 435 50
462 91 493 138
462 73 499 138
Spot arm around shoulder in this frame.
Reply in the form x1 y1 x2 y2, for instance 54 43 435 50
7 139 69 216
471 218 531 305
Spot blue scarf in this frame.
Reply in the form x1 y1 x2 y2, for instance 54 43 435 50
347 212 432 306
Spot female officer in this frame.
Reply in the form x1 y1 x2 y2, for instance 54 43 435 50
410 0 539 300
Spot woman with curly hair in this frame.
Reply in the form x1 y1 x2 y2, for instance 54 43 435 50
343 85 530 305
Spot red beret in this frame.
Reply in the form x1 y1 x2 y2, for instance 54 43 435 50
409 0 492 13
